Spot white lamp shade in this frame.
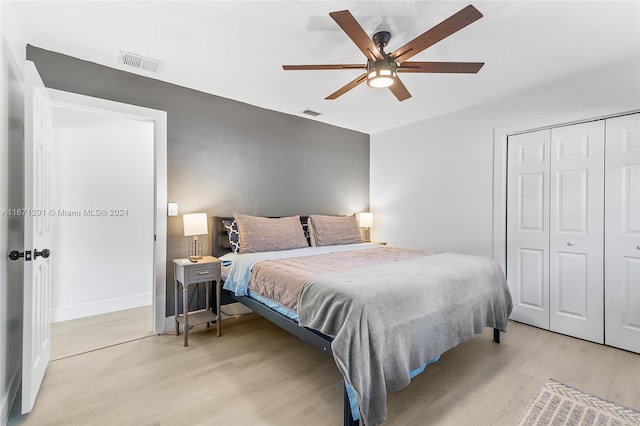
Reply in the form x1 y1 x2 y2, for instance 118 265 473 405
183 213 208 236
357 212 373 228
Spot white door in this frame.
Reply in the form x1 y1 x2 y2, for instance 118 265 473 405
549 121 604 344
506 129 551 328
22 61 53 413
605 113 640 353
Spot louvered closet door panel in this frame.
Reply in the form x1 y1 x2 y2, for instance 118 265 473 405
549 121 604 343
507 129 551 328
605 113 640 354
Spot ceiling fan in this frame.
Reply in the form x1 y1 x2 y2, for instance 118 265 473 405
282 5 485 101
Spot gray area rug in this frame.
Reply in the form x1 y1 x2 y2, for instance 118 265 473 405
517 379 640 425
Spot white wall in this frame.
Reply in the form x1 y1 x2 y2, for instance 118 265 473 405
0 2 25 424
51 107 154 322
370 58 640 259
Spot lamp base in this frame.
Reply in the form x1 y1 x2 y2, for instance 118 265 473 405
188 238 203 260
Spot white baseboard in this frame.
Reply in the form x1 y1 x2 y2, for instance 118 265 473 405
52 293 152 323
163 302 252 335
1 366 21 426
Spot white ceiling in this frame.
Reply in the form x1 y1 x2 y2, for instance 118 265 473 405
11 1 640 134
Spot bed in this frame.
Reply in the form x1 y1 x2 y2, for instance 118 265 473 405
212 214 513 426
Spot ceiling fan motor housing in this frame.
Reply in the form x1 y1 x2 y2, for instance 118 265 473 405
372 31 392 50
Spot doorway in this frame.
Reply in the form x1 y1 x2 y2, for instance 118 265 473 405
50 105 154 358
48 89 167 341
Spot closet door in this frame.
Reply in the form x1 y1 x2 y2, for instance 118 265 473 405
507 130 551 329
549 121 604 343
605 113 640 354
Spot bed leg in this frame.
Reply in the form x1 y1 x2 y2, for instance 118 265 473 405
493 328 501 344
344 384 360 426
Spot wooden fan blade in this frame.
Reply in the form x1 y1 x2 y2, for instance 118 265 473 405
325 73 367 100
398 62 484 73
329 10 384 61
389 77 411 101
283 64 365 70
391 5 483 64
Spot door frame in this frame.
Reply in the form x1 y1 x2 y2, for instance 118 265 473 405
2 36 26 423
48 89 168 334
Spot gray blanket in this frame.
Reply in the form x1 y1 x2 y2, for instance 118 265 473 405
297 253 513 426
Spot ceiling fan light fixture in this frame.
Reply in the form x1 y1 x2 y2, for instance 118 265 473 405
367 60 398 88
368 74 395 88
366 58 397 88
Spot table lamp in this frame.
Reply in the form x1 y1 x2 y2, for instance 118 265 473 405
183 213 207 260
357 212 373 242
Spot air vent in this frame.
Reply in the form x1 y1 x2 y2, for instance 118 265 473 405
119 51 164 74
303 109 321 117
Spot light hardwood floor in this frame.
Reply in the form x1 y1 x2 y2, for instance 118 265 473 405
50 305 153 360
8 314 640 426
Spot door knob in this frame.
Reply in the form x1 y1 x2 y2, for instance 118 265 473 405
34 248 50 259
8 251 24 261
8 250 32 261
566 242 576 246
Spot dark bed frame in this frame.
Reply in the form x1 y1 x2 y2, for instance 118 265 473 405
212 216 500 426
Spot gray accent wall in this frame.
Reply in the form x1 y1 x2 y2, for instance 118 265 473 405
26 45 370 317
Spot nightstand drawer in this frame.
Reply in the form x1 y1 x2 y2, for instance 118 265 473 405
188 264 219 282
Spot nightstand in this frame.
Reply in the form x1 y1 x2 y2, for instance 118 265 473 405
173 256 222 346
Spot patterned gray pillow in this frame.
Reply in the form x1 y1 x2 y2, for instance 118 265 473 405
234 213 309 254
308 215 363 246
